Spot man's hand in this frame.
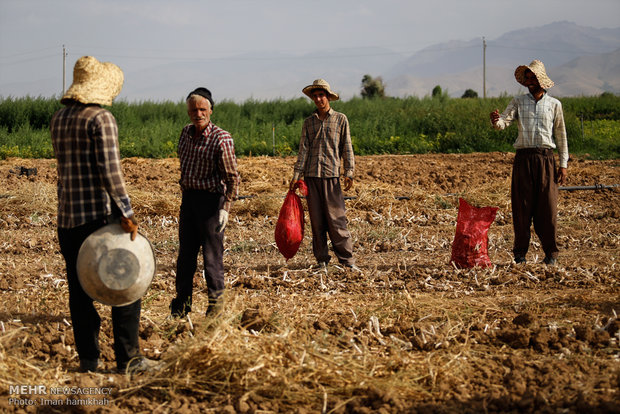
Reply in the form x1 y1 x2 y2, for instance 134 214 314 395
343 177 353 191
215 209 229 233
289 179 298 192
556 167 567 186
120 216 138 241
490 109 500 126
289 172 301 192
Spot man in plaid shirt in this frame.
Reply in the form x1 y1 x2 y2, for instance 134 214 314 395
170 87 240 318
291 79 359 271
491 60 568 266
51 56 151 374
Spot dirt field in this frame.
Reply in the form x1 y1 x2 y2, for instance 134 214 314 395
0 153 618 413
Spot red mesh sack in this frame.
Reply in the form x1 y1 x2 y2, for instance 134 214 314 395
450 198 498 268
275 180 308 260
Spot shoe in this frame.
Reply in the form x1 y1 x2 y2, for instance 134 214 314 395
170 297 192 318
543 256 557 266
118 357 158 375
313 262 328 270
79 358 99 373
514 256 526 264
205 297 224 317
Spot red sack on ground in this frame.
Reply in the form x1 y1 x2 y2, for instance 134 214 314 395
450 198 498 268
275 180 308 260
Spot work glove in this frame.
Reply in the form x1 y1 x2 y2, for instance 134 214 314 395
215 209 229 233
120 216 139 241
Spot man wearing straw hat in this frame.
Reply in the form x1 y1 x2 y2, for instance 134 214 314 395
490 60 568 266
51 56 153 374
169 87 240 318
290 79 359 271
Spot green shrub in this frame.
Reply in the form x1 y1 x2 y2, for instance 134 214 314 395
0 95 618 159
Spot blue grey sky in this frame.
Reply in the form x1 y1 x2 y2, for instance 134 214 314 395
1 0 619 101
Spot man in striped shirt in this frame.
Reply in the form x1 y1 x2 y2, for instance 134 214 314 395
491 60 568 266
170 87 240 318
291 79 358 271
51 56 150 373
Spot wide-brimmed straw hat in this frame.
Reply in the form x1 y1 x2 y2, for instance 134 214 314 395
61 56 124 106
302 79 339 101
514 59 554 89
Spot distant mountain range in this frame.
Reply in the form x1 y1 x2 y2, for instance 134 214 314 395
124 21 617 101
386 21 620 98
2 21 618 101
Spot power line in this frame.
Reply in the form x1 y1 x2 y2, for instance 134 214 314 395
0 47 58 60
2 42 609 69
488 44 607 55
0 53 57 66
65 49 410 63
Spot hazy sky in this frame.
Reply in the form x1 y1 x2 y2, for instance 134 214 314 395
1 0 619 101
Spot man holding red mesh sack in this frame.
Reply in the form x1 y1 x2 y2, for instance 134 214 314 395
275 180 308 260
289 79 359 271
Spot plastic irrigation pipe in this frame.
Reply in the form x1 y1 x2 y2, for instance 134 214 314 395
559 184 619 191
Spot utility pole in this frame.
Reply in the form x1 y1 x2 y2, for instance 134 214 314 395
62 45 68 95
482 37 487 99
272 122 275 156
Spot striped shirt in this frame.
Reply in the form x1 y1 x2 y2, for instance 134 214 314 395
178 122 239 212
294 108 354 179
493 93 569 168
50 103 134 228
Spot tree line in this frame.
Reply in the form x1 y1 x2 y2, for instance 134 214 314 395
360 74 478 99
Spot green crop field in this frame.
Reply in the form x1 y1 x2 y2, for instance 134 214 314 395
1 94 618 159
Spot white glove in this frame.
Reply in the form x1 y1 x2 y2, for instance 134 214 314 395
215 209 229 233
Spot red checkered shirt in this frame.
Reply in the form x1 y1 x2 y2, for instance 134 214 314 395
178 122 239 211
50 103 134 228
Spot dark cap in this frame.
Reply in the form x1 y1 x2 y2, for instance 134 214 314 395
186 87 214 109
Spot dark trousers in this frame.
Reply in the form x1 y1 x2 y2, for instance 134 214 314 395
305 177 354 265
58 220 141 370
172 190 224 312
511 148 559 259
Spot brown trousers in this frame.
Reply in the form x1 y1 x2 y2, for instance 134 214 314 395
511 148 559 259
305 177 354 265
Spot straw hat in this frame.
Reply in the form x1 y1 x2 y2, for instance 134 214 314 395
302 79 339 101
514 59 554 89
77 223 155 306
61 56 124 106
